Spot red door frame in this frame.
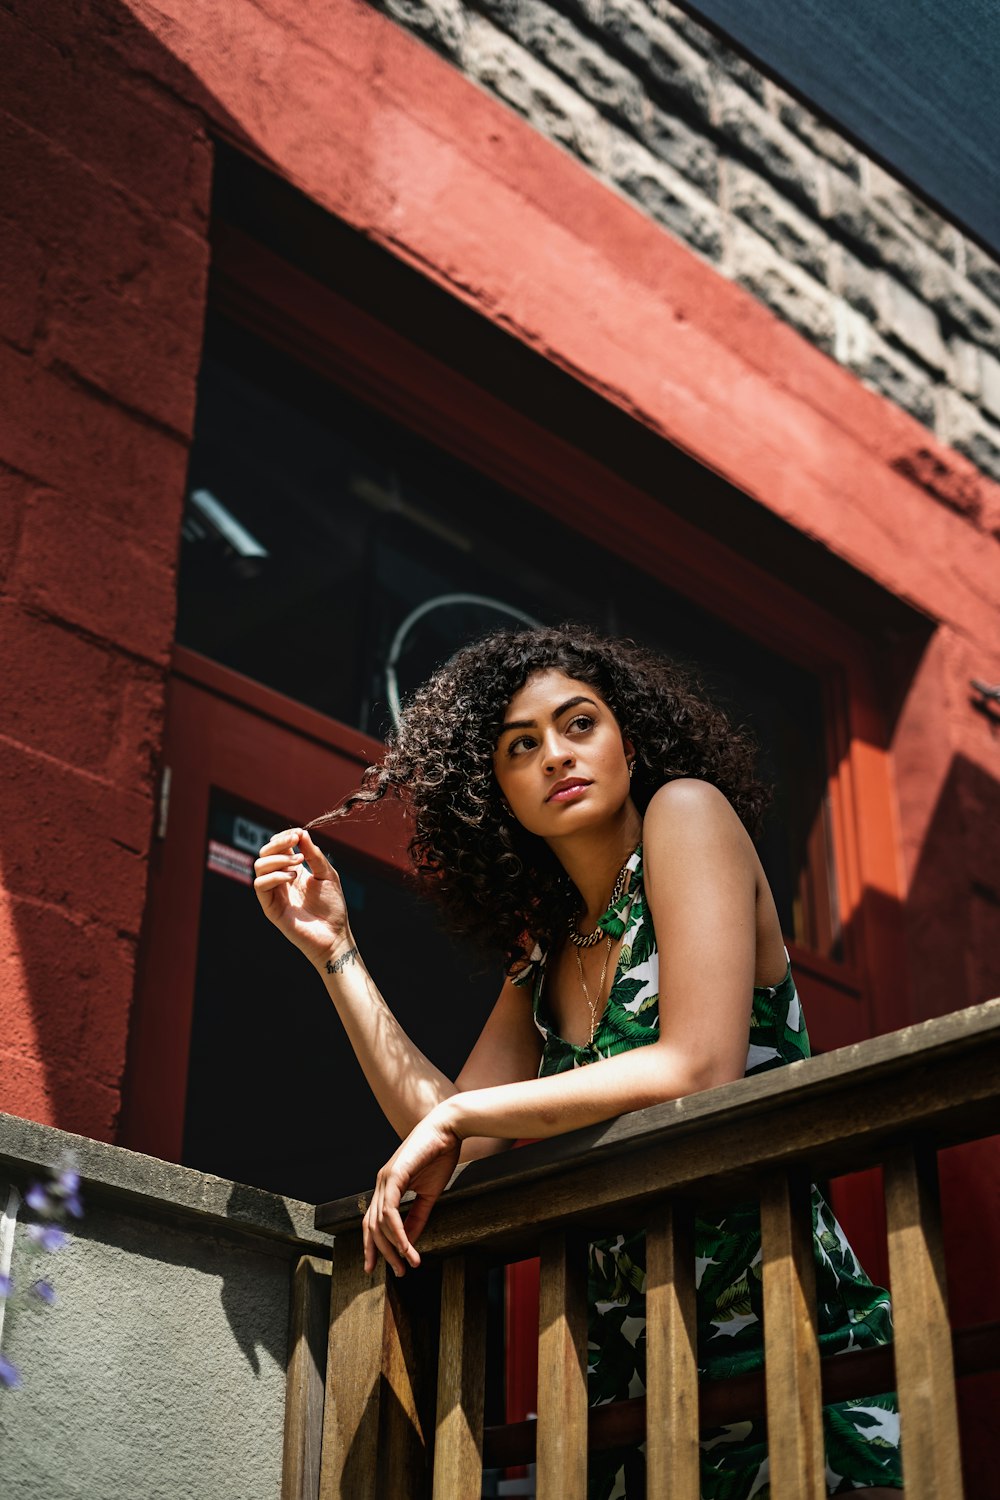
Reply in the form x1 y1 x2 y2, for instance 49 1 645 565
121 647 409 1163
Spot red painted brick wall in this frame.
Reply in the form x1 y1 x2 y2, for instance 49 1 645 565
0 1 211 1140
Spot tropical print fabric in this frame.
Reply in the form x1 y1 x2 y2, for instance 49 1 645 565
513 844 903 1498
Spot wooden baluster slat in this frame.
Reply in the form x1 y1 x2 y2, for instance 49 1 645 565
760 1172 825 1500
319 1229 435 1500
432 1255 487 1500
884 1144 964 1500
320 1231 383 1500
646 1199 699 1500
282 1254 332 1500
537 1230 589 1500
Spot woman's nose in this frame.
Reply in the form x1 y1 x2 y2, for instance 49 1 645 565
543 737 574 772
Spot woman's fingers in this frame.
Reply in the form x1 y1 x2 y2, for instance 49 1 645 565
253 873 296 897
364 1202 409 1278
298 828 334 877
253 848 304 901
254 853 304 876
370 1221 410 1277
256 829 338 885
379 1198 420 1269
396 1194 432 1250
257 828 303 857
362 1175 423 1276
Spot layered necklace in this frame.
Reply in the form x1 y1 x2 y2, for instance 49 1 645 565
568 855 632 1046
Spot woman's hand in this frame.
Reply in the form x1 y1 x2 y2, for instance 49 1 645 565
253 827 352 968
362 1107 463 1276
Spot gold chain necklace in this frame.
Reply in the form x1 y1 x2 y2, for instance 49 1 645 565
567 856 632 949
567 853 633 1046
574 936 613 1046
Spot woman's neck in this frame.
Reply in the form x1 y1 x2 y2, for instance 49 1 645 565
548 804 643 924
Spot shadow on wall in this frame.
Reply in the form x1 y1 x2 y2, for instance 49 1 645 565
223 1182 306 1376
905 749 1000 1019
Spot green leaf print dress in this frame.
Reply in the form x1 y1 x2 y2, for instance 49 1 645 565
513 845 903 1499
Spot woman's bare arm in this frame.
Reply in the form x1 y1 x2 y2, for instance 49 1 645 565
317 949 541 1159
254 827 542 1152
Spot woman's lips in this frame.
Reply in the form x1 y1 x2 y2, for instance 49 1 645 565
547 780 591 803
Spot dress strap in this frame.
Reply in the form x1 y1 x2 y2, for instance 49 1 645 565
596 842 643 940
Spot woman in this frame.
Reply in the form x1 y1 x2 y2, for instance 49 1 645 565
254 625 902 1498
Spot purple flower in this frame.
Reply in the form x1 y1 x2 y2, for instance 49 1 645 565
29 1279 56 1306
0 1354 22 1389
25 1183 50 1214
0 1274 12 1298
64 1193 83 1220
26 1225 67 1253
57 1169 80 1196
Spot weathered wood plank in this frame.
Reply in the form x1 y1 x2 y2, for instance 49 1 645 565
282 1255 332 1500
315 1001 1000 1254
319 1230 436 1500
760 1173 825 1500
432 1255 486 1500
537 1231 589 1500
381 1267 440 1500
319 1232 383 1500
645 1199 699 1500
884 1145 964 1500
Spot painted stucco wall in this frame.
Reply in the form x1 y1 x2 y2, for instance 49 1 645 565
0 1113 332 1500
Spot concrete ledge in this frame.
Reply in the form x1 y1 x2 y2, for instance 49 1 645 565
0 1111 334 1255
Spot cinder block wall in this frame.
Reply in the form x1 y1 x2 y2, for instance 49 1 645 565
373 0 1000 490
0 3 212 1138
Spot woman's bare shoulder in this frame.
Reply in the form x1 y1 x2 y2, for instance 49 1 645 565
644 777 744 826
642 779 756 879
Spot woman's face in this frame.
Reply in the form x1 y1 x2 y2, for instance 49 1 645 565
492 669 634 838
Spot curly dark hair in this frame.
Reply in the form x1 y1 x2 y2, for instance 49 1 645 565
312 625 771 973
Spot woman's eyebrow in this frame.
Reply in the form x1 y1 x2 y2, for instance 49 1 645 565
499 695 599 734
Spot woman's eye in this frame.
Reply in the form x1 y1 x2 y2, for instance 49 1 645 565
509 735 537 755
568 715 595 733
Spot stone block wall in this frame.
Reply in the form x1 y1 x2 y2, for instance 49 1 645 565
371 0 1000 489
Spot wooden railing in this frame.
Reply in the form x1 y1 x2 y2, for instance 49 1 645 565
290 999 1000 1500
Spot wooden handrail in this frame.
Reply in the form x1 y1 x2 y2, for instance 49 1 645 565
316 998 1000 1251
303 998 1000 1500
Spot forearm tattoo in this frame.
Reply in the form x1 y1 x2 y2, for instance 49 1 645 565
326 946 359 975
